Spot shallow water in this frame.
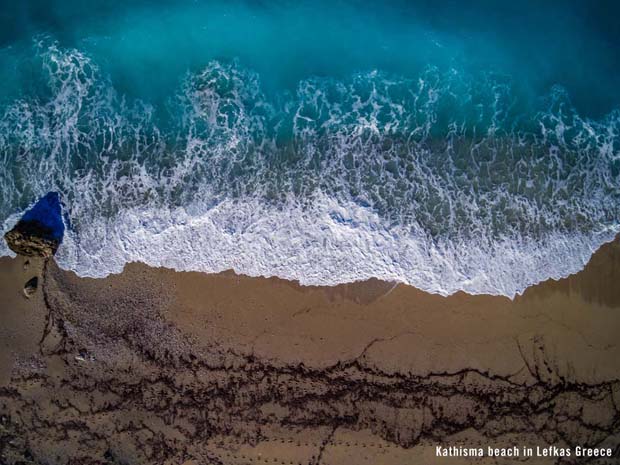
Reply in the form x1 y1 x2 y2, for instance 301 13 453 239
1 0 619 296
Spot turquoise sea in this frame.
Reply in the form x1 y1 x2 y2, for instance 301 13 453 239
1 0 620 296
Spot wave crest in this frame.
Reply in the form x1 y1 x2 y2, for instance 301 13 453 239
1 43 619 297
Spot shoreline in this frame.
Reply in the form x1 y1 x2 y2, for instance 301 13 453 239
25 195 617 298
9 225 618 301
46 230 620 300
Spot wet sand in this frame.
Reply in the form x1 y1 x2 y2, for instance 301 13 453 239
0 240 620 464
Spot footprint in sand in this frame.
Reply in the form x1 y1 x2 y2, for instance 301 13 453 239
23 276 38 298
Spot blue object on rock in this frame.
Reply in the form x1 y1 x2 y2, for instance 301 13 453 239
20 192 65 241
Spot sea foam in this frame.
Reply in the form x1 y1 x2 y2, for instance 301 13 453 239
53 195 617 297
1 43 620 298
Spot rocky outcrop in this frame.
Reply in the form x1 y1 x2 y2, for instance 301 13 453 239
4 222 60 257
4 193 64 258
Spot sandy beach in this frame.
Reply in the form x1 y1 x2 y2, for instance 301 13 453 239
0 239 619 464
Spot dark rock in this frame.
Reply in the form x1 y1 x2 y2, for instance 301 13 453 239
4 193 65 258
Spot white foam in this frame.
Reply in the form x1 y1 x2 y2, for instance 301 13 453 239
53 193 618 298
2 45 620 299
0 214 18 259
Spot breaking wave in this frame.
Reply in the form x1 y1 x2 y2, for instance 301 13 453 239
1 43 620 297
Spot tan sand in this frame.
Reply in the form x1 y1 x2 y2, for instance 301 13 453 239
0 240 619 464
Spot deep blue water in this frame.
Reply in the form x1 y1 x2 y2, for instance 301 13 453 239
2 0 619 115
1 0 619 296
